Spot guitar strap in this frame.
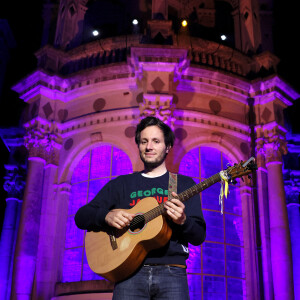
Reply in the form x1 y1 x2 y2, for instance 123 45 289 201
168 172 178 200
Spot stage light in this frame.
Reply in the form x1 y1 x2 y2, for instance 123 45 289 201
221 34 227 41
92 30 99 37
132 19 138 25
181 19 188 27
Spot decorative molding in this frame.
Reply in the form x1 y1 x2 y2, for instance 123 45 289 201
24 121 62 165
139 94 176 127
256 124 288 165
3 165 26 199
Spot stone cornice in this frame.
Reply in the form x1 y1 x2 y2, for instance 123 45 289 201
55 106 250 141
250 75 299 106
11 67 136 102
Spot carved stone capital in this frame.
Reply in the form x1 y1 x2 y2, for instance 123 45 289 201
255 125 287 165
24 126 62 165
139 93 176 128
3 165 26 199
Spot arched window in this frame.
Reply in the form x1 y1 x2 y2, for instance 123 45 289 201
180 146 245 299
62 144 133 282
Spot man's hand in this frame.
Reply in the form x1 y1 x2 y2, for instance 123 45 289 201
105 209 134 229
164 192 186 225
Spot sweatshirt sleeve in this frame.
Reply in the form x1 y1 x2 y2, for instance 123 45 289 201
74 177 120 231
176 176 206 246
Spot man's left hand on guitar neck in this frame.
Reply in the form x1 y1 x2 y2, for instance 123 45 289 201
164 192 186 225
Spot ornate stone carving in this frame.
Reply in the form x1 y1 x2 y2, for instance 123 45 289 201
256 125 288 166
284 170 300 205
24 124 62 165
3 165 26 199
139 93 176 128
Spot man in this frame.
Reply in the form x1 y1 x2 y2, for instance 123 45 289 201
75 116 206 299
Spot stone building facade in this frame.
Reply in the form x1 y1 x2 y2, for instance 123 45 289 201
0 0 299 299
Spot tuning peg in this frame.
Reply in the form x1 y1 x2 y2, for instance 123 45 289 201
240 177 244 182
248 175 252 179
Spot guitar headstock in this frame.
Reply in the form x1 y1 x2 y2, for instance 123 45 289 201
226 157 257 181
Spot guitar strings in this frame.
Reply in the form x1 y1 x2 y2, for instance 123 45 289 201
129 173 221 228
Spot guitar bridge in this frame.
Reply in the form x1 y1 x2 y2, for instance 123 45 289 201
109 229 118 250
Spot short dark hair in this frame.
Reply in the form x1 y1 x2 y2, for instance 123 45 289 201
135 117 175 147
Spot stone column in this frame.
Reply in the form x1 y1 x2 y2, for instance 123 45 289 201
255 152 273 300
33 164 58 299
0 165 25 300
29 128 62 299
11 157 45 300
264 142 294 300
239 183 259 300
285 182 300 300
54 183 72 283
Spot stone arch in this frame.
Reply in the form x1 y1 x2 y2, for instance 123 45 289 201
174 133 246 168
58 133 138 184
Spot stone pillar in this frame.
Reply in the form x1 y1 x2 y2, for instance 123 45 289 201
34 164 58 299
264 142 294 300
239 183 259 300
285 182 300 300
54 183 72 283
11 157 45 300
0 198 21 300
255 152 273 300
0 165 25 300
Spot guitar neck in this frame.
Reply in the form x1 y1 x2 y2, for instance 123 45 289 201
143 172 221 223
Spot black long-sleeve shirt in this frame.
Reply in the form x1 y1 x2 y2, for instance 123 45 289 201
75 171 206 266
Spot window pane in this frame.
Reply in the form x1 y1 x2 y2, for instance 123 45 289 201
228 278 245 300
112 147 133 176
203 210 224 242
71 151 90 183
90 145 111 178
187 244 201 273
188 274 202 300
225 185 242 215
226 245 245 278
65 216 84 248
203 242 225 275
201 147 221 178
225 215 244 246
201 182 221 211
222 153 232 170
62 248 83 282
68 182 88 215
88 178 110 201
203 276 226 300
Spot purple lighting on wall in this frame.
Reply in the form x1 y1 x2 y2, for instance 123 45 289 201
180 146 245 299
63 144 132 282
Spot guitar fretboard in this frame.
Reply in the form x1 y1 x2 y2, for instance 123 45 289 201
143 173 221 223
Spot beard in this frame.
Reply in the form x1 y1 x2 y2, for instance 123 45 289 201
139 152 168 169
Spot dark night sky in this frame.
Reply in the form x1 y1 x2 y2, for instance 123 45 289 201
0 0 299 230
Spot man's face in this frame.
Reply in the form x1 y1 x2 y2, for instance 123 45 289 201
138 125 170 168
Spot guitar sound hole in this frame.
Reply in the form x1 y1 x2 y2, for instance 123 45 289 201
129 215 145 232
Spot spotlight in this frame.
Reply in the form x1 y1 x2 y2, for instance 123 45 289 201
132 19 138 25
181 19 188 27
220 34 227 41
92 30 99 37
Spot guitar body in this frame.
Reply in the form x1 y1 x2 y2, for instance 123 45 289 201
85 196 172 282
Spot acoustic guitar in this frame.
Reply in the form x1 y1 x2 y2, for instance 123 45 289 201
85 157 256 282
